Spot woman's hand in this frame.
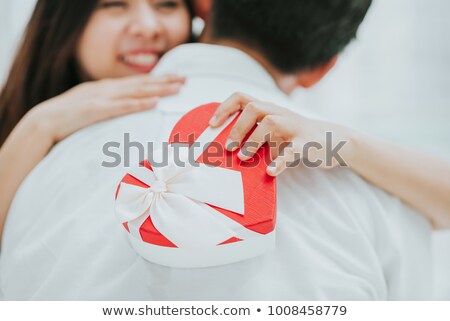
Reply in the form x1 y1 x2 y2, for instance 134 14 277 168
0 74 185 244
210 92 450 229
209 92 355 176
27 74 185 144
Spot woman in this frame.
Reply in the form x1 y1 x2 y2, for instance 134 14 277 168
0 0 194 242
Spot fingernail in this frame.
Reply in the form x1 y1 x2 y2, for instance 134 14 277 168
226 139 238 152
209 115 219 126
266 162 277 176
267 164 277 176
237 150 246 160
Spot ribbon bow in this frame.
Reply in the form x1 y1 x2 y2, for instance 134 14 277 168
115 115 257 249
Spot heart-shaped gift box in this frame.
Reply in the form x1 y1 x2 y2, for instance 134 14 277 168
115 103 276 268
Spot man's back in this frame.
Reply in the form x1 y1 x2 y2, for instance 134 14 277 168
0 44 432 300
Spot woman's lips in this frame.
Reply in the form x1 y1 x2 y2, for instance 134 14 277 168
120 51 159 73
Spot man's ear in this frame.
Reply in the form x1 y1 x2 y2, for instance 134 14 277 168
296 56 338 88
193 0 212 21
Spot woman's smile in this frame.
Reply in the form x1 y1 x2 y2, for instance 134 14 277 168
120 49 161 73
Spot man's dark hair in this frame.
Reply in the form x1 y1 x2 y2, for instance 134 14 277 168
210 0 372 73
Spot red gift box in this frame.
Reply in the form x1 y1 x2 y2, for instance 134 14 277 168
115 103 276 267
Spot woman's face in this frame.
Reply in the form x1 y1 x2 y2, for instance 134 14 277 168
76 0 191 80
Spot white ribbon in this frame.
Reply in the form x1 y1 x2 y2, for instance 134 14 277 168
115 116 261 249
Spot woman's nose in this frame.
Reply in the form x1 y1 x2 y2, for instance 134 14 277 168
127 7 163 40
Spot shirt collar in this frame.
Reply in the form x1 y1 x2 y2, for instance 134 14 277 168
152 43 281 93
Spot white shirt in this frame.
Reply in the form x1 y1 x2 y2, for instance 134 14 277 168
0 44 433 300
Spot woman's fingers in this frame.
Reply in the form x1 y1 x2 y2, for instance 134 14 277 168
128 82 183 98
209 92 349 176
46 75 186 143
215 93 296 157
209 92 255 127
118 73 186 86
107 74 186 99
226 102 267 151
237 115 279 160
266 145 301 176
96 97 160 120
151 74 187 84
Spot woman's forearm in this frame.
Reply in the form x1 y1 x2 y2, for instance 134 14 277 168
0 111 54 245
345 131 450 229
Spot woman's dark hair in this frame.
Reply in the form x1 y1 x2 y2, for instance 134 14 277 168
0 0 194 146
0 0 100 146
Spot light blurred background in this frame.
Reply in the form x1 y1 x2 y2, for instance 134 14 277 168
1 0 449 160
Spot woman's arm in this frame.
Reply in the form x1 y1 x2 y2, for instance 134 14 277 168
210 92 450 230
0 74 185 245
346 132 450 229
0 113 55 243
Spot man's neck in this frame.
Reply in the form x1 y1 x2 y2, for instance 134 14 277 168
199 30 297 94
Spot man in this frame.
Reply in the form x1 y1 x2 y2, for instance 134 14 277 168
0 0 432 299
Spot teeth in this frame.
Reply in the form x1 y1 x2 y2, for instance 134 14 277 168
122 54 157 66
